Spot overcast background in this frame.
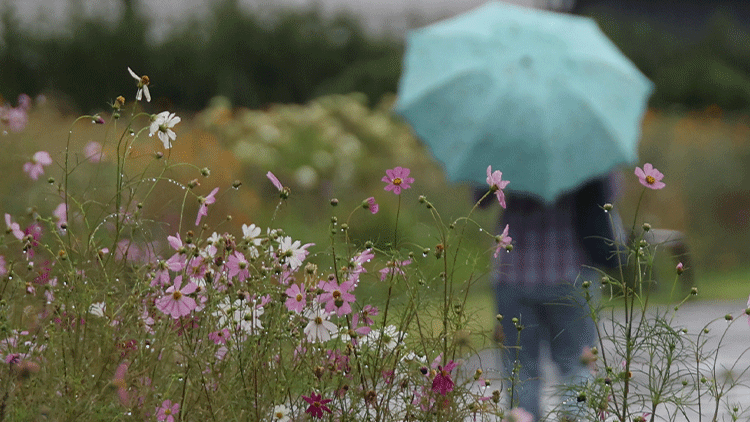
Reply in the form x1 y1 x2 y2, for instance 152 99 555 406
4 0 574 40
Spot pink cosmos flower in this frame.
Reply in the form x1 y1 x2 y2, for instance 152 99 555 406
53 203 67 231
379 259 412 281
365 197 379 214
382 167 414 195
112 362 129 406
23 151 53 181
486 165 510 208
209 328 230 345
156 399 179 422
2 107 28 132
5 214 24 240
155 276 198 319
635 163 665 189
432 360 458 395
302 392 332 419
352 305 379 335
284 283 307 313
502 407 534 422
493 224 512 257
318 279 356 316
17 94 32 111
195 187 219 226
226 250 250 282
0 256 6 277
84 141 104 162
267 171 283 191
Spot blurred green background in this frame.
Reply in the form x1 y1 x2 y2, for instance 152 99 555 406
3 0 750 297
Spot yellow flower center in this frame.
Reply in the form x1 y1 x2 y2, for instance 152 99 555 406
296 294 303 302
165 409 172 415
275 412 284 418
140 75 150 86
315 316 323 324
646 175 655 184
172 291 183 300
393 177 402 185
332 290 341 299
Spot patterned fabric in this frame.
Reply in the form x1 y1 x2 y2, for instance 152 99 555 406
493 191 589 286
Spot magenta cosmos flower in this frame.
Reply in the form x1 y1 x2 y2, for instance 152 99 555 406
635 163 665 190
382 167 414 195
155 276 198 319
432 360 458 395
302 392 332 419
486 165 510 208
195 187 219 226
156 399 179 422
23 151 53 181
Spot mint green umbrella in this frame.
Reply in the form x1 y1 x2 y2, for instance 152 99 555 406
394 2 653 203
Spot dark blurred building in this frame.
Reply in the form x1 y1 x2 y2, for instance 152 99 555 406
571 0 750 32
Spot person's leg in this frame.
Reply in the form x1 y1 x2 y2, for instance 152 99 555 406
543 279 598 420
496 283 544 421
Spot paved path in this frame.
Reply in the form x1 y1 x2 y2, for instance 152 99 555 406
464 299 750 422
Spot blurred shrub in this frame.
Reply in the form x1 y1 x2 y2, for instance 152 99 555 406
0 0 403 112
585 6 750 111
618 108 750 273
195 92 478 251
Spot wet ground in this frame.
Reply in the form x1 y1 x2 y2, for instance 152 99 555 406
464 299 750 422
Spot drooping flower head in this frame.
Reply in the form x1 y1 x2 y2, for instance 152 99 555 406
493 224 512 257
195 187 219 226
382 167 414 195
486 165 510 208
363 197 379 214
127 67 151 102
635 163 665 189
267 171 290 199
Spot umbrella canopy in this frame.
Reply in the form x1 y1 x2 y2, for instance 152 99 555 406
394 1 654 203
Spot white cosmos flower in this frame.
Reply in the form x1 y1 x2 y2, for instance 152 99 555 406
89 301 106 317
272 404 291 422
303 303 337 343
149 111 181 149
127 67 151 102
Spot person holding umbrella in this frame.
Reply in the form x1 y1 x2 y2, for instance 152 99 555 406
393 2 653 420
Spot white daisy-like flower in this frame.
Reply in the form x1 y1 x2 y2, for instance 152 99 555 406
303 303 337 343
213 297 264 335
127 67 151 102
89 301 106 317
242 223 262 258
364 325 405 352
149 111 181 149
275 236 313 270
272 404 291 422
